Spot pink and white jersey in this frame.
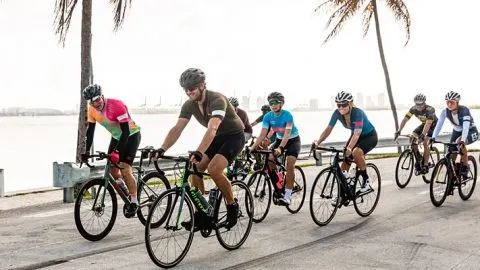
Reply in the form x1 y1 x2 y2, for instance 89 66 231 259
88 98 140 140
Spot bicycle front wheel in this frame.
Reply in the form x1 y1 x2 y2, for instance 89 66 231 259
429 158 451 207
309 167 340 226
247 171 272 223
422 146 440 184
74 178 118 241
286 166 306 213
137 171 171 227
395 150 414 188
215 180 254 250
145 188 195 268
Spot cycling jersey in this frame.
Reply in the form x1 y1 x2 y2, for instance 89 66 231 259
236 107 253 134
87 98 140 140
432 106 477 142
328 107 375 136
262 110 299 140
405 104 438 123
179 90 244 136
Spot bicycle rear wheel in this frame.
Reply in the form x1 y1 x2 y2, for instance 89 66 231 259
458 155 477 200
137 171 171 227
395 150 414 188
286 166 306 213
354 163 381 217
429 158 451 207
215 180 254 250
309 168 340 226
422 146 440 184
74 178 118 241
247 171 272 222
145 189 195 268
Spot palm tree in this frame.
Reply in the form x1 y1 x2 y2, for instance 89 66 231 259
316 0 411 146
53 0 132 162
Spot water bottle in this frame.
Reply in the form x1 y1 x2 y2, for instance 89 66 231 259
116 178 129 196
191 187 213 216
276 171 284 190
208 189 218 214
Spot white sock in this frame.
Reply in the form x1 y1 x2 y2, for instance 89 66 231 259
284 189 292 200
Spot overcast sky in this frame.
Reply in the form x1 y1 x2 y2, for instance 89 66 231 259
0 0 478 110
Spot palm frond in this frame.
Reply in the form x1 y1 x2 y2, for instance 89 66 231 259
323 0 366 44
362 1 374 37
110 0 132 31
53 0 79 46
386 0 411 46
314 0 349 14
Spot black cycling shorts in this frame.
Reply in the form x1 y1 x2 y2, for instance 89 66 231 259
413 122 436 137
205 131 245 165
272 136 301 158
346 130 378 155
108 132 141 165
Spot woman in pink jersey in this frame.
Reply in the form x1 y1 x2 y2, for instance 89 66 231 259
81 84 141 217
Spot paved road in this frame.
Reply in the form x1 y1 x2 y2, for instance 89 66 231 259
1 157 480 269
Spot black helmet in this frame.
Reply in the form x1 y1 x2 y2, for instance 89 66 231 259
267 92 285 103
445 91 461 101
83 84 102 101
228 97 239 107
414 93 426 105
179 68 206 89
261 104 270 112
335 91 353 103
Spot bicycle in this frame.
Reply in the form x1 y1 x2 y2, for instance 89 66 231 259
144 152 254 268
429 140 477 207
309 146 381 226
246 149 306 223
74 147 171 241
226 136 264 181
395 134 440 188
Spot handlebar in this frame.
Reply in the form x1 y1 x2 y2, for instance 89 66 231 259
80 151 124 169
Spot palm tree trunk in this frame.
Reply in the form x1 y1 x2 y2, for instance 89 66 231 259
372 0 401 153
75 0 92 162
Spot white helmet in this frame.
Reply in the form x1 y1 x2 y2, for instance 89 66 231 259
335 91 353 103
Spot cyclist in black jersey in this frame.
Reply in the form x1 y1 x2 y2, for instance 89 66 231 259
395 93 438 173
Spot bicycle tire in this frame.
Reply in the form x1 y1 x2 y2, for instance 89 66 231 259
286 166 306 214
353 163 381 217
309 167 340 226
395 150 414 188
458 155 477 200
74 178 118 241
429 158 451 207
247 171 272 223
137 171 171 227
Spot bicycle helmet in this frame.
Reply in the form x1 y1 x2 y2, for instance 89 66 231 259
414 93 426 105
82 84 102 101
261 104 270 112
228 97 239 107
179 68 206 89
445 91 461 101
267 92 285 103
334 91 353 103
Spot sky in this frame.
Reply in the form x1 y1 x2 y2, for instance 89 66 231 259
0 0 479 110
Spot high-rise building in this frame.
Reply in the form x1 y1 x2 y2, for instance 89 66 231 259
241 96 250 111
355 92 364 108
378 93 386 108
366 95 375 109
309 99 319 111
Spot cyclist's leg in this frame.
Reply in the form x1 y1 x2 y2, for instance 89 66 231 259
280 136 300 205
353 131 378 188
340 136 353 172
267 138 281 184
119 132 141 201
411 124 423 165
107 137 122 179
422 124 435 167
459 128 479 176
449 130 461 162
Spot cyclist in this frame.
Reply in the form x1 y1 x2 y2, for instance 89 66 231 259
314 91 377 193
250 92 300 206
430 91 478 178
154 68 244 229
81 83 141 217
395 93 438 174
251 104 276 147
228 97 253 141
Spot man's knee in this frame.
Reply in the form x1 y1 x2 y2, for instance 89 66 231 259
352 148 364 158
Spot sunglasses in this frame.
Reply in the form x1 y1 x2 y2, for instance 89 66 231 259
337 103 349 108
269 100 281 106
446 100 457 106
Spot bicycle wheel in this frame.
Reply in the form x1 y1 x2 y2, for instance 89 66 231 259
247 171 272 223
429 158 451 207
422 146 440 184
286 166 306 213
215 180 254 250
309 168 340 226
395 150 414 188
145 188 195 268
354 163 381 217
458 155 477 200
137 171 171 227
74 178 118 241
